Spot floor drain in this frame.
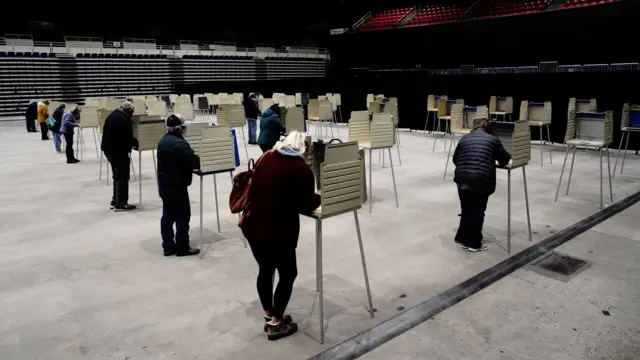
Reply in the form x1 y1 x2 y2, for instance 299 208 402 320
528 252 591 281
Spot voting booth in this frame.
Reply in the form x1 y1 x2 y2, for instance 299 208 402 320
173 101 194 121
423 94 448 135
76 105 101 161
526 101 553 167
217 104 249 162
349 111 399 213
432 98 464 152
489 96 514 121
555 107 614 209
192 126 241 256
613 103 640 177
306 140 374 343
309 99 336 139
283 106 305 133
132 115 165 207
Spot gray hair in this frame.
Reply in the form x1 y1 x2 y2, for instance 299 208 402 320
273 131 307 154
120 101 136 113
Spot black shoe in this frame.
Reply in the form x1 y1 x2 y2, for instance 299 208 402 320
266 322 298 341
176 248 200 257
67 159 80 164
164 249 177 256
114 204 137 212
110 201 116 209
263 315 293 332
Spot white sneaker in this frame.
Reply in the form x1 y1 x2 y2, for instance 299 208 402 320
460 244 469 250
468 244 489 252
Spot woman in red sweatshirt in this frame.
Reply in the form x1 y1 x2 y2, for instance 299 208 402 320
244 131 320 340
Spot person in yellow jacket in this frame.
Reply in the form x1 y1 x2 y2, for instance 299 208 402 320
37 101 50 140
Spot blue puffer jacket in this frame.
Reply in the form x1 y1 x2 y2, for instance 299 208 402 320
258 108 284 149
453 128 511 194
60 112 79 135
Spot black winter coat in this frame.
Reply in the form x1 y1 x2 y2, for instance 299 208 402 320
244 98 261 119
101 109 139 155
157 132 200 190
51 108 64 132
453 128 511 194
25 102 37 120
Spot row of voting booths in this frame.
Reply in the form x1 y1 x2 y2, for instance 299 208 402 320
309 93 344 139
613 103 640 177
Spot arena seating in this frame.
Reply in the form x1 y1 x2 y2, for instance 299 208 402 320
482 0 552 18
408 3 471 26
362 8 412 30
562 0 616 9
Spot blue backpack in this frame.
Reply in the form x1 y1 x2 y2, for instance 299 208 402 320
45 116 56 130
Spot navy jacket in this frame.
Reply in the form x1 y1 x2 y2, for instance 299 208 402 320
59 112 79 135
157 132 200 190
258 108 284 150
25 102 37 120
101 109 139 155
51 108 64 132
453 128 511 195
244 97 261 119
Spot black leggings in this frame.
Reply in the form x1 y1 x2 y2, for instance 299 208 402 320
63 133 75 162
249 243 297 319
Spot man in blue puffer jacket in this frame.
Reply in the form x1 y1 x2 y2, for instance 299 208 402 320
258 104 284 153
453 118 511 252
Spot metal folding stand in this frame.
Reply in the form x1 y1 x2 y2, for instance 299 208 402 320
530 123 553 167
76 127 100 161
613 129 639 177
555 142 613 209
432 118 451 152
306 208 374 344
499 165 532 253
195 169 246 259
423 109 438 136
135 149 157 208
365 147 399 213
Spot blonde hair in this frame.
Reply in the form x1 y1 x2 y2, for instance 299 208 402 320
273 131 307 154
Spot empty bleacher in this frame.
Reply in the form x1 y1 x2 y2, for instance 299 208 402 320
562 0 616 9
408 3 472 26
482 0 552 18
362 8 412 30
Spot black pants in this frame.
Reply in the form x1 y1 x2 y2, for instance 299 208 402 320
455 188 489 249
159 187 191 252
249 243 298 319
63 133 75 162
106 153 131 205
26 117 36 132
259 144 271 153
39 122 49 140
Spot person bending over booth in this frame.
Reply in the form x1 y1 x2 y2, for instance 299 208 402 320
241 131 320 341
37 101 50 140
51 103 66 153
59 105 82 164
244 93 261 145
257 104 284 153
101 101 139 211
156 114 201 257
452 118 511 252
25 101 38 133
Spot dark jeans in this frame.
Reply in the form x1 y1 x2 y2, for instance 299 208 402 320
106 153 131 205
63 133 75 162
455 188 489 249
39 122 49 140
159 187 191 252
249 243 298 319
26 117 36 132
247 119 257 143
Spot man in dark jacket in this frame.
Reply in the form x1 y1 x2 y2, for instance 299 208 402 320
157 114 201 257
101 101 139 211
453 118 511 252
244 93 261 144
25 101 38 133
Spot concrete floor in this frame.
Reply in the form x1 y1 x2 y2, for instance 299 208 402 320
0 121 638 360
363 203 640 360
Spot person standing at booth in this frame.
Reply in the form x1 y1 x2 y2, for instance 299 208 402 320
25 101 38 133
257 104 284 153
59 105 81 164
51 103 66 153
37 101 50 140
452 118 511 252
101 101 139 211
156 114 201 257
244 93 261 145
241 131 320 340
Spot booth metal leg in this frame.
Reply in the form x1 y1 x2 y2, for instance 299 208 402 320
546 125 552 164
354 211 374 318
444 121 450 151
396 142 402 167
315 218 324 344
241 127 249 162
99 151 103 181
613 132 625 177
621 131 630 175
599 147 604 209
138 151 142 207
369 149 373 213
523 167 532 242
151 150 157 177
607 147 613 205
395 124 401 146
200 176 204 258
92 128 99 159
423 112 430 136
432 119 441 152
444 136 455 180
388 148 399 208
213 175 220 233
507 168 511 254
338 106 344 124
76 129 80 160
565 146 578 196
539 126 544 167
555 144 571 201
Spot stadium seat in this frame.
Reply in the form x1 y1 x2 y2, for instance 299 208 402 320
562 0 616 9
481 0 552 18
362 7 412 30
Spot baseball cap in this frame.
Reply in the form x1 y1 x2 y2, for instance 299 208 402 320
166 114 190 128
